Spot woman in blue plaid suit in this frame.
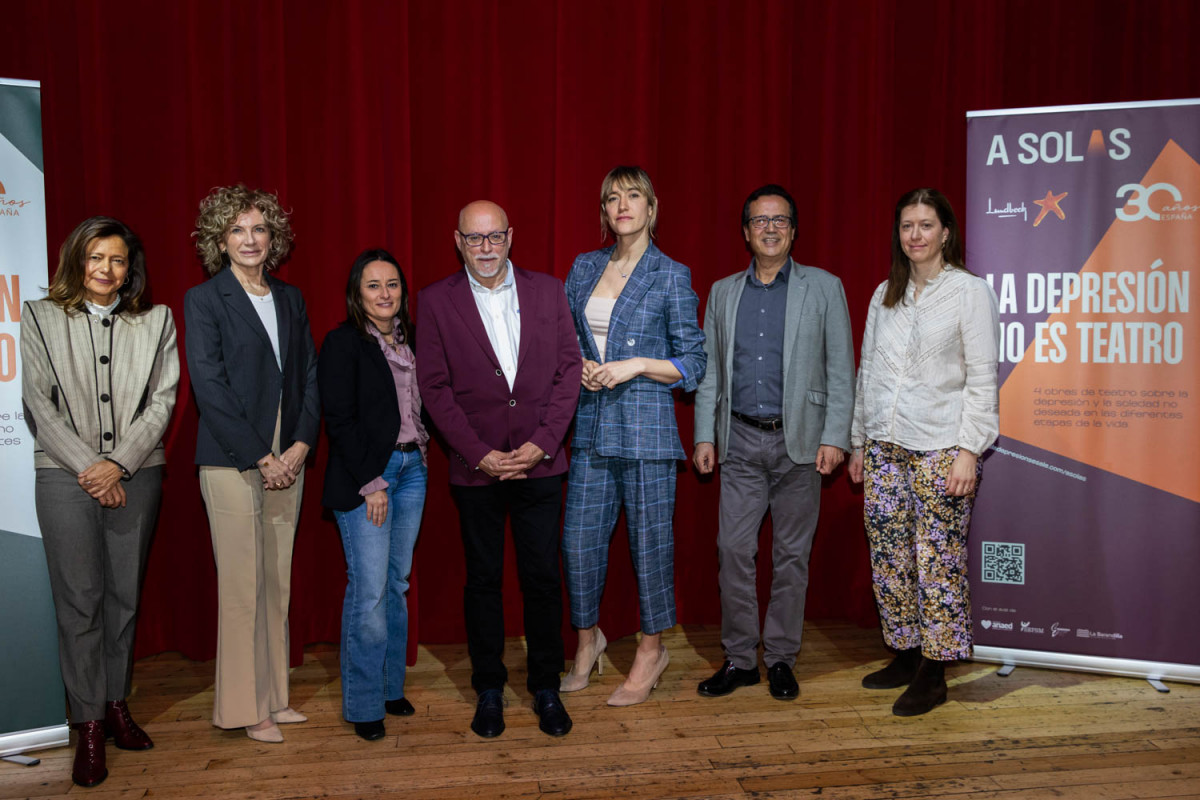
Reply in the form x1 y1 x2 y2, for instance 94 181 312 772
561 166 706 706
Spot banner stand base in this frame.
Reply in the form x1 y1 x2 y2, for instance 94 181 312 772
0 724 68 758
974 646 1200 686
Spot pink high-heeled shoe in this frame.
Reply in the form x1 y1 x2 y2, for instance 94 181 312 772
607 646 669 707
561 628 607 692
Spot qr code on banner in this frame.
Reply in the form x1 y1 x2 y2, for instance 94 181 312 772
982 541 1025 585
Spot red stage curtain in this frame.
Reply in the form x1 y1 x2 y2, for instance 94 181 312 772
3 0 1196 664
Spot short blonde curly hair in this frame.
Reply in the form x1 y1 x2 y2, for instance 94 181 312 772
193 185 295 276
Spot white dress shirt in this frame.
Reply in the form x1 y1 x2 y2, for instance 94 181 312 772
466 260 521 390
851 267 999 456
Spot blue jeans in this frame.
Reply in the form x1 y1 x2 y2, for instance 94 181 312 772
334 449 426 722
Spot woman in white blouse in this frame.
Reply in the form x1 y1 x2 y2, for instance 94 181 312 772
848 188 999 717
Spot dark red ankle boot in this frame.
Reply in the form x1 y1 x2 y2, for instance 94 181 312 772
72 720 108 787
104 699 154 750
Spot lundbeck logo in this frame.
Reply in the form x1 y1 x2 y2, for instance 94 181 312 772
980 620 1013 631
985 127 1132 166
986 198 1028 222
1020 621 1045 635
1051 622 1072 638
1117 181 1195 222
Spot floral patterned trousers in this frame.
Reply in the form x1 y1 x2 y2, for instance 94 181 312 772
863 439 981 661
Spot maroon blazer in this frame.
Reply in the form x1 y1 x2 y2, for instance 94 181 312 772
415 265 582 486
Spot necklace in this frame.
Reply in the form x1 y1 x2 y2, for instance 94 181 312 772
610 258 634 279
233 269 270 296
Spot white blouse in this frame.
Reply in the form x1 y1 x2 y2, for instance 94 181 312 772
584 296 617 362
851 267 1000 456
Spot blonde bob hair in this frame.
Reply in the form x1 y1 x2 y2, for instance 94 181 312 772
193 185 294 276
599 165 658 241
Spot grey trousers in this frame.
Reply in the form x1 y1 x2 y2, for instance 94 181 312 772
36 466 163 722
717 418 820 670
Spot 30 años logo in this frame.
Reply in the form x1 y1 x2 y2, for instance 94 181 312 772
1116 182 1194 221
0 176 34 217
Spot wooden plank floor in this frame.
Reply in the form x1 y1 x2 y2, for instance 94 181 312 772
3 623 1198 799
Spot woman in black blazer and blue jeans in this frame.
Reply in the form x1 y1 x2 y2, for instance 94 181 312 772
185 186 319 744
318 249 428 741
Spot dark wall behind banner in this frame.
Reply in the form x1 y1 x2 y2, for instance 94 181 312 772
2 1 1197 663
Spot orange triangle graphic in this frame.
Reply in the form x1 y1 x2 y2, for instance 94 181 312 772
1000 139 1199 502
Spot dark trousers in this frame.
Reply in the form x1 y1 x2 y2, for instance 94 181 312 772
35 466 163 722
450 476 565 694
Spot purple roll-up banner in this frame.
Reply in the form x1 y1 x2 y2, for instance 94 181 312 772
966 99 1199 684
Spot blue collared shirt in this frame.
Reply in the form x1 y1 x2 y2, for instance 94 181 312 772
731 259 789 418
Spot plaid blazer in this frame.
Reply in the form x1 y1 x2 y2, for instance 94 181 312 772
565 242 706 461
21 299 179 474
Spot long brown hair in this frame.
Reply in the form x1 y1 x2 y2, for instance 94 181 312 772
47 216 150 314
344 248 414 346
884 188 968 308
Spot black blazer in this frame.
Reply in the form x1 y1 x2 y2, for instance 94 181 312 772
317 322 403 512
184 267 320 469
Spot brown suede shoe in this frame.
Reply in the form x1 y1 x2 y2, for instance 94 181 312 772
892 658 948 716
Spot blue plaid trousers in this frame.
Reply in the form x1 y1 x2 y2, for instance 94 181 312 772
563 449 677 634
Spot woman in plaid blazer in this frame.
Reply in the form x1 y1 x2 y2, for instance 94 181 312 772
21 216 179 787
561 166 706 706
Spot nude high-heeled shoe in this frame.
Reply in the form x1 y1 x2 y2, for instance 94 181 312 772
245 719 284 743
270 707 307 724
607 646 669 707
561 628 607 692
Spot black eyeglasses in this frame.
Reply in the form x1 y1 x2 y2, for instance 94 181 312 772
747 215 793 230
458 230 509 247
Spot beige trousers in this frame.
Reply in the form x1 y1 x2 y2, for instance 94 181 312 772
200 417 304 729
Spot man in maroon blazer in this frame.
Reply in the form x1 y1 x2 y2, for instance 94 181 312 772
416 200 582 739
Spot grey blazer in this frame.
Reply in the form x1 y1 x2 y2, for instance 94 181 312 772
184 267 319 470
693 259 855 464
21 299 179 474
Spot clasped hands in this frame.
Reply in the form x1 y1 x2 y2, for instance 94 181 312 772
78 460 126 508
478 441 545 480
257 442 310 491
581 358 643 392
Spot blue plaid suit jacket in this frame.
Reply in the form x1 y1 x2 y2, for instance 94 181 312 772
565 242 706 460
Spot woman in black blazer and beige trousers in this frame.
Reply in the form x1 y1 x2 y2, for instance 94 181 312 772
184 186 319 743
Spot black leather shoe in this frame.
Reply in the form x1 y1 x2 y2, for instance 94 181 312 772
354 719 386 741
385 697 415 716
767 662 799 700
470 689 505 738
697 660 760 697
532 689 572 737
862 647 921 689
892 658 947 717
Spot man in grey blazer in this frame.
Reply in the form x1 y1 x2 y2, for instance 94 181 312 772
693 184 855 700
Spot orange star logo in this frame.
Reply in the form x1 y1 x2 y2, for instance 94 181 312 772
1032 189 1068 227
